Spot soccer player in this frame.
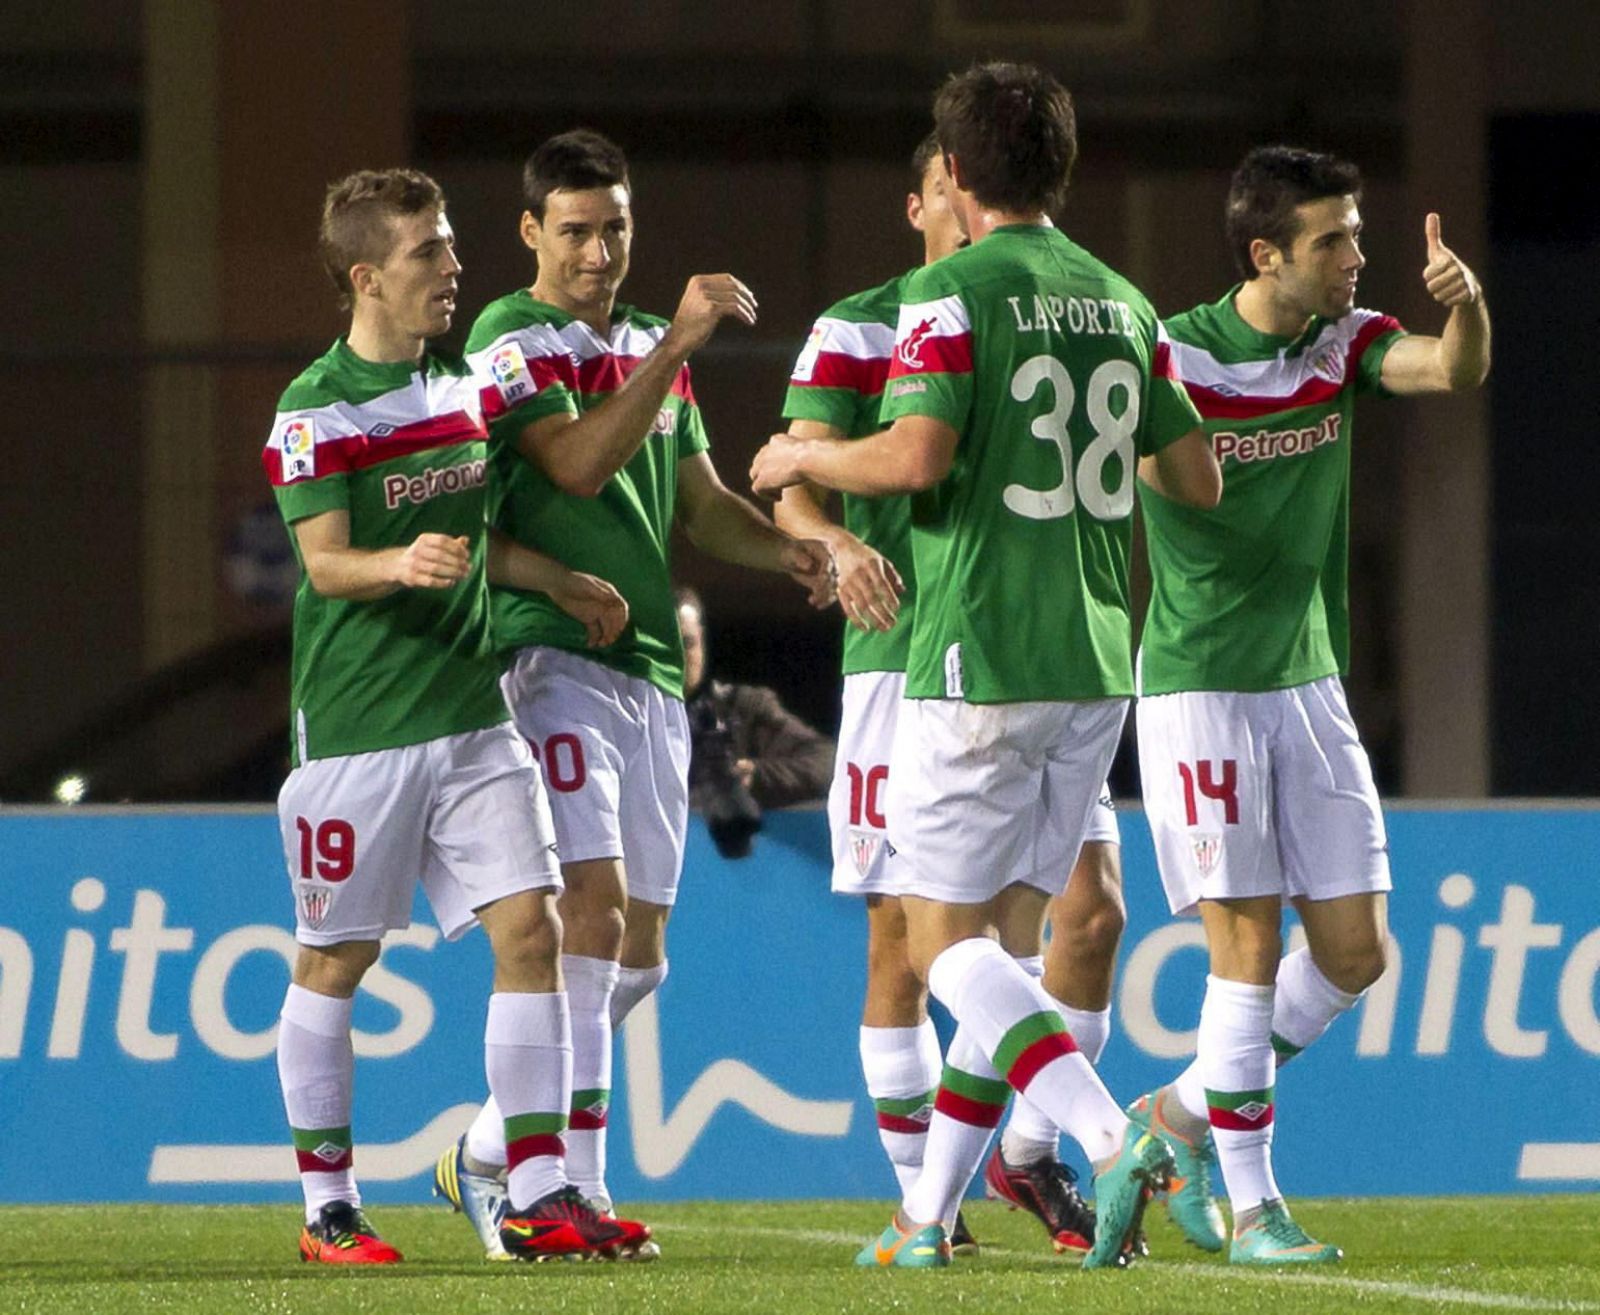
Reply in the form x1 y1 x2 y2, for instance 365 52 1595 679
1127 145 1490 1265
775 134 1125 1257
265 168 650 1264
752 63 1221 1270
436 129 832 1258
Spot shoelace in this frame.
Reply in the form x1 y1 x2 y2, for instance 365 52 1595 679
1255 1206 1311 1245
1036 1160 1093 1228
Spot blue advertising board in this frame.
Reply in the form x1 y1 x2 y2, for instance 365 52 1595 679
0 804 1596 1203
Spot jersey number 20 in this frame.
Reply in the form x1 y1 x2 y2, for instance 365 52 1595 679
1004 356 1139 522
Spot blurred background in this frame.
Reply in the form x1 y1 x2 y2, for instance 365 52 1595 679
0 0 1594 805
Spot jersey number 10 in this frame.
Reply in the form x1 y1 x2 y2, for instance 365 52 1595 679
1004 356 1139 522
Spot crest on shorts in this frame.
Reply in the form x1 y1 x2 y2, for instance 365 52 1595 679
299 886 332 930
1191 833 1222 877
851 830 881 877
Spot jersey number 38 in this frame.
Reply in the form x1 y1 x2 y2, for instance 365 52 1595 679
1003 356 1139 523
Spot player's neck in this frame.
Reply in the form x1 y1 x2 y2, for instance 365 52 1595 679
1232 279 1312 340
530 277 614 336
345 308 427 366
964 203 1051 245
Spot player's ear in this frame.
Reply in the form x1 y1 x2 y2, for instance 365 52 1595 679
1248 236 1281 277
519 210 541 254
349 261 381 301
907 191 926 234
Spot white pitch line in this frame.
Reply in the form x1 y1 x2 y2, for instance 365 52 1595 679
671 1224 1598 1313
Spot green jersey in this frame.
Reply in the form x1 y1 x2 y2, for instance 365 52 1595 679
265 340 508 766
878 225 1200 703
466 293 708 698
1138 290 1405 695
782 271 914 675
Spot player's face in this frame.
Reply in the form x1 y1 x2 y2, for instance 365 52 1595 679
359 207 461 341
525 185 633 312
1277 195 1365 321
907 154 966 261
678 602 705 695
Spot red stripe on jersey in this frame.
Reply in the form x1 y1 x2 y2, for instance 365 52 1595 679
1182 316 1403 421
886 331 974 380
263 412 486 486
798 351 890 396
1154 338 1179 380
574 354 695 403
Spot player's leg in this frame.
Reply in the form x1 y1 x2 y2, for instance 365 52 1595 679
884 698 1166 1271
616 897 669 1026
424 725 646 1261
1129 687 1273 1251
277 746 424 1265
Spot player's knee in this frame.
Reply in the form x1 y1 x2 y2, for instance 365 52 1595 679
1317 938 1387 995
293 940 379 995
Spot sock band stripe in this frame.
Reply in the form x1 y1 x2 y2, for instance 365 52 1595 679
290 1125 353 1173
290 1125 352 1152
1270 1032 1302 1061
938 1064 1011 1107
569 1087 610 1130
873 1090 937 1117
294 1148 353 1174
1005 1031 1079 1092
505 1111 568 1142
990 1010 1071 1081
1206 1087 1275 1131
506 1132 566 1169
933 1086 1007 1128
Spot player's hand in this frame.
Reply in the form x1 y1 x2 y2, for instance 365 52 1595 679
779 537 836 609
394 533 471 589
750 433 811 498
834 537 903 633
1422 213 1482 307
550 571 630 648
667 274 758 354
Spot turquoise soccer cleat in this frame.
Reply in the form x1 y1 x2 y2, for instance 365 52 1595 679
1125 1091 1226 1253
1230 1200 1343 1266
854 1215 953 1269
1083 1121 1175 1270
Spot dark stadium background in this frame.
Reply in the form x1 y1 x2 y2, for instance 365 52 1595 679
0 0 1594 804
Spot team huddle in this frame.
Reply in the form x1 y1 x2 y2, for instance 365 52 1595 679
263 61 1489 1271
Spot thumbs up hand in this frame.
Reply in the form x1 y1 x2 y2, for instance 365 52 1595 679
1422 213 1482 307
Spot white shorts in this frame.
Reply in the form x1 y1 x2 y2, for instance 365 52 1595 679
828 673 1121 898
501 646 691 908
885 696 1128 905
277 723 562 946
1137 675 1392 917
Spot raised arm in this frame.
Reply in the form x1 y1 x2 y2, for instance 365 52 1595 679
1378 213 1491 396
294 509 469 601
773 419 904 633
516 275 757 496
751 414 958 499
676 451 835 607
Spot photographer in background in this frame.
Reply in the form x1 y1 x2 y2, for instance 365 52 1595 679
676 586 836 857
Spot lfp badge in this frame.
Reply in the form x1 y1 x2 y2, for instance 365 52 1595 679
279 417 316 481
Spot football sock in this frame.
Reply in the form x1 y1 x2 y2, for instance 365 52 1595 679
561 955 619 1207
612 961 668 1029
464 1094 507 1171
998 955 1056 1164
1270 947 1361 1064
860 1021 942 1194
486 991 573 1210
1198 974 1280 1215
927 937 1125 1168
277 984 358 1223
902 1023 1007 1230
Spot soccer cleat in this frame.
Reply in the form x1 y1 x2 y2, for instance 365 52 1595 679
949 1210 980 1257
1082 1121 1174 1270
499 1186 651 1262
298 1201 403 1265
854 1214 952 1268
983 1146 1095 1254
433 1136 512 1261
1230 1200 1343 1266
592 1201 661 1262
1125 1091 1226 1253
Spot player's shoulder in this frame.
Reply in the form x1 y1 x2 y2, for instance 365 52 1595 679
466 291 573 354
820 270 914 327
274 342 365 414
612 302 670 333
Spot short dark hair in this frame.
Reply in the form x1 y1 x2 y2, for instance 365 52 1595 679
319 169 445 311
1225 145 1364 279
932 62 1076 215
522 129 630 220
911 131 941 189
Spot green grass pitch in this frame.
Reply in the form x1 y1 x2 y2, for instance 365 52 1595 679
3 1196 1596 1314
